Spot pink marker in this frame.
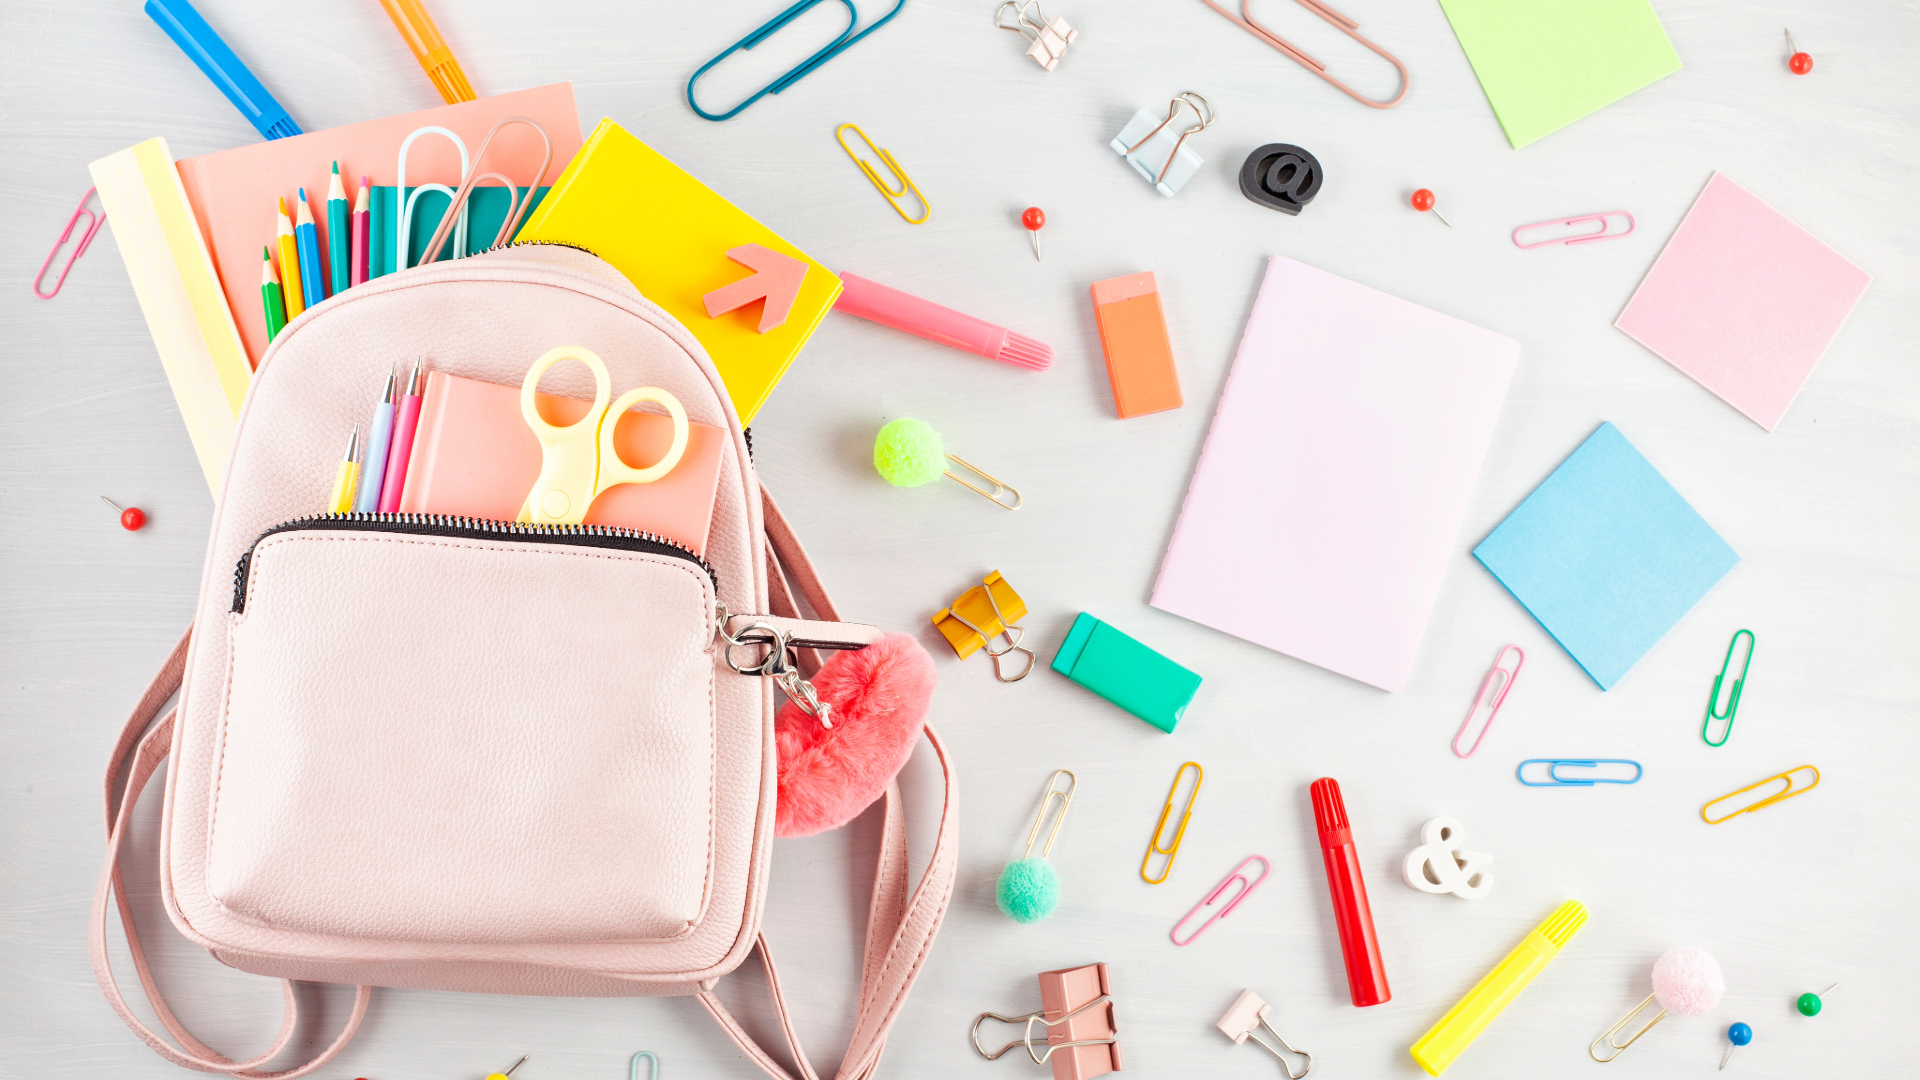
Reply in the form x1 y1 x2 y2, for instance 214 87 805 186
378 359 424 512
833 272 1051 371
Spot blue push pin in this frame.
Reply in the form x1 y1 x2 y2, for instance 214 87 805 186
1720 1022 1752 1070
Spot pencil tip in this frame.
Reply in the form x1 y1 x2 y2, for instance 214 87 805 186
332 161 339 173
279 197 289 213
298 187 307 200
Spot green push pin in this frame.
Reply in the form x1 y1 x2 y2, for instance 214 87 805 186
1797 982 1839 1016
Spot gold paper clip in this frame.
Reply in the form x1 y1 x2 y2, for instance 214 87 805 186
933 572 1036 682
836 123 931 224
1701 765 1819 824
1141 761 1203 884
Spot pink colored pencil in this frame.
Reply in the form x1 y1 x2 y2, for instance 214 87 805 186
351 176 370 287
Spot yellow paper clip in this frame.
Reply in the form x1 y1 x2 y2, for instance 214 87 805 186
1141 761 1203 884
933 571 1035 681
836 123 931 224
1701 765 1819 824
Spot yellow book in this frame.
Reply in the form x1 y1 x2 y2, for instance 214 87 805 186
515 119 841 424
89 138 251 496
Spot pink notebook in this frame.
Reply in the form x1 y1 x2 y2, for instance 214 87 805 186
399 371 726 555
1151 256 1520 692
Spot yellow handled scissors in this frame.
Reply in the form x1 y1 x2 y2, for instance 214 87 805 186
518 346 689 525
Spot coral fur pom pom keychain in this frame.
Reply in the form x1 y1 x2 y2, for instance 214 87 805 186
774 633 937 838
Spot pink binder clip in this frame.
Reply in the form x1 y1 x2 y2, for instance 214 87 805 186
1511 211 1635 249
997 2 1079 71
1218 989 1313 1079
1170 855 1269 945
973 962 1122 1080
1453 644 1524 758
34 187 104 299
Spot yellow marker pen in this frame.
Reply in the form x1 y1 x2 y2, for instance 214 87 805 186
328 426 360 514
1410 899 1588 1076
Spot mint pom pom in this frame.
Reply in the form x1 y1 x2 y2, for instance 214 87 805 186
874 418 946 487
996 857 1060 923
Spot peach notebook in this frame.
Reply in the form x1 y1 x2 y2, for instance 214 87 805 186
399 372 726 555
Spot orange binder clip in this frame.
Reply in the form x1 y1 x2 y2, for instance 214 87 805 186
1197 0 1409 109
933 571 1035 682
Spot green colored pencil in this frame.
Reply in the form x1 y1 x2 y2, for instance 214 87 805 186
261 245 288 340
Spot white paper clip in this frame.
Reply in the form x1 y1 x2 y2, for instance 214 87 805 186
996 2 1078 71
1218 989 1312 1078
1110 93 1214 197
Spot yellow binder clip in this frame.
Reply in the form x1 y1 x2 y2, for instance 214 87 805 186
836 123 931 224
518 346 689 525
933 571 1035 682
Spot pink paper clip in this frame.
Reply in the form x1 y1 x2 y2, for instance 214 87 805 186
1170 855 1269 945
35 187 105 299
1453 644 1525 758
1511 211 1635 249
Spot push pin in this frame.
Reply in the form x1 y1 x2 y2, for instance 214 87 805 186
1797 982 1838 1016
1022 207 1046 260
485 1055 529 1080
1785 30 1812 75
1720 1022 1751 1070
1411 188 1452 228
101 497 146 531
996 2 1078 71
1217 989 1311 1078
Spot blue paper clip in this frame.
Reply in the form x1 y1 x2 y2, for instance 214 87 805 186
629 1050 660 1080
686 0 908 121
1516 759 1643 787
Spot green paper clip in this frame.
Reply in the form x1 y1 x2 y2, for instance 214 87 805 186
1701 629 1755 747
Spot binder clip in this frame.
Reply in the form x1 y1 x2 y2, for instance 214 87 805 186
932 571 1035 682
1110 93 1214 198
997 2 1078 71
1218 989 1312 1078
973 963 1122 1080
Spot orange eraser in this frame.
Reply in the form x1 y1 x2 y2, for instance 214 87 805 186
1090 271 1182 418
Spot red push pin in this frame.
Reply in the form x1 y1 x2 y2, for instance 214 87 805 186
1785 29 1812 75
1411 188 1453 228
102 496 146 531
1021 206 1046 261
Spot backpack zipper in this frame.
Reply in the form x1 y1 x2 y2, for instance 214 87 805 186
232 512 715 613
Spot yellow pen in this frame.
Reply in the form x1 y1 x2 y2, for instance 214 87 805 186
1409 900 1588 1076
328 426 360 514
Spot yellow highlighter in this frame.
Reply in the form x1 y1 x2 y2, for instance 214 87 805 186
328 426 360 514
1410 899 1588 1076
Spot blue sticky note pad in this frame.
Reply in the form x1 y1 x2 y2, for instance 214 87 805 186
1473 423 1738 689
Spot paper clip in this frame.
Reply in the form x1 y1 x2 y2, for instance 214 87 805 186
1170 855 1269 946
1701 629 1755 747
1111 93 1215 197
395 126 471 271
687 0 907 122
1197 0 1408 109
1217 989 1312 1079
1512 211 1636 249
418 116 554 263
1702 765 1819 825
629 1051 659 1080
35 187 105 299
836 123 931 224
1453 644 1524 758
997 1 1078 71
1141 761 1203 884
1516 760 1643 787
933 571 1035 681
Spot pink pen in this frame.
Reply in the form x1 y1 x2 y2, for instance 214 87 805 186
833 272 1052 370
378 359 424 512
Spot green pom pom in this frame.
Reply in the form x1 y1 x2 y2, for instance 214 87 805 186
996 857 1059 923
873 418 946 487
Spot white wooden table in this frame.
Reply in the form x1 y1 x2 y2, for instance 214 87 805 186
4 1 1915 1077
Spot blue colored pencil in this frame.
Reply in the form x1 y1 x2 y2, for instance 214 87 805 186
294 187 328 303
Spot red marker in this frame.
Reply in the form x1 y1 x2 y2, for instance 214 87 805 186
1311 777 1390 1007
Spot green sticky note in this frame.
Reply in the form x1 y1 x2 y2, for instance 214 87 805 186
1437 0 1682 149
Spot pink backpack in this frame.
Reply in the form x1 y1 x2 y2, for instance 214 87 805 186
92 245 957 1078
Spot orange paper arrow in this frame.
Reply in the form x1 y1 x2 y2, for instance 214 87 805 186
701 243 810 333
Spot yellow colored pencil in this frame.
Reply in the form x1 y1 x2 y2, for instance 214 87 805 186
276 197 305 318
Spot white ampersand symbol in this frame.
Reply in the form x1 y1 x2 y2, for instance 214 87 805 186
1402 817 1493 899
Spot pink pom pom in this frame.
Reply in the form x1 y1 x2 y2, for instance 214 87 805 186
774 633 937 838
1651 947 1725 1017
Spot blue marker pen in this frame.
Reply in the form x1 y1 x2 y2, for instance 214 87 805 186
356 368 397 514
295 189 329 303
144 0 301 140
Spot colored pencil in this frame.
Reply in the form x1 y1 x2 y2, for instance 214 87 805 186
327 163 350 297
261 246 287 340
276 198 305 318
351 176 371 287
378 359 425 513
355 367 397 513
295 188 328 303
329 426 361 515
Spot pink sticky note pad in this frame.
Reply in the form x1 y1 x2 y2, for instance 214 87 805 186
1615 173 1871 431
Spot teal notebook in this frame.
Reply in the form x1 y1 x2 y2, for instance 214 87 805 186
367 185 550 277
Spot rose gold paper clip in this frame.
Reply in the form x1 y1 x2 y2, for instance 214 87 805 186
1453 645 1524 758
35 187 104 299
1512 211 1635 249
1197 0 1408 109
